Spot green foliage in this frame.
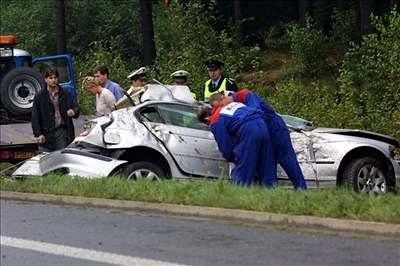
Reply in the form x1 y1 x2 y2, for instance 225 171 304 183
261 25 291 50
0 0 141 59
286 17 329 78
0 0 54 56
330 8 357 57
338 8 400 138
65 0 142 59
151 1 260 97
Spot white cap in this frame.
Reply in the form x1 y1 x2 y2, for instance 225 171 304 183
170 70 189 78
127 67 147 79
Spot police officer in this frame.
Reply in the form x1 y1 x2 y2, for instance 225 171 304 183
171 70 197 99
171 70 189 85
127 66 147 91
203 59 237 101
116 67 148 107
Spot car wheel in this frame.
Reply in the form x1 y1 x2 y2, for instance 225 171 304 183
0 67 45 115
342 157 387 195
122 161 165 181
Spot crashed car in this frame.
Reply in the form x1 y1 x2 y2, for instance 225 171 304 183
13 84 400 194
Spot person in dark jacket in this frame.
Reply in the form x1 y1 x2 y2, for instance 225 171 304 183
203 59 237 101
31 69 80 152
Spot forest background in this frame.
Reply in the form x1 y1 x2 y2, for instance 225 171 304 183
1 0 399 140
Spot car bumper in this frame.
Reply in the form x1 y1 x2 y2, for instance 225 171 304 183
12 148 127 178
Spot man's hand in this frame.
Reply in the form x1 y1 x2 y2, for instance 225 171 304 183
35 135 46 144
67 109 75 117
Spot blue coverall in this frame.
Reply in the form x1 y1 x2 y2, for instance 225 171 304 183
232 89 307 190
210 102 277 187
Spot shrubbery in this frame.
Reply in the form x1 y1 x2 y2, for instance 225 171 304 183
285 17 329 78
253 8 399 139
338 8 400 139
151 1 260 97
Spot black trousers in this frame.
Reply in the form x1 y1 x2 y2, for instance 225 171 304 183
38 126 68 152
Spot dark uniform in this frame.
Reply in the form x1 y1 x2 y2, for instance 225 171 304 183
203 59 237 101
232 89 307 190
210 102 277 187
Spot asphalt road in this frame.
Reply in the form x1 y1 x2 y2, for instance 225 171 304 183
1 200 399 266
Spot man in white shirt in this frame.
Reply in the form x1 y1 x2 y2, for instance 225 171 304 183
82 76 116 116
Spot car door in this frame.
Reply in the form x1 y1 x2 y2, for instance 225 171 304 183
32 54 77 101
140 103 229 178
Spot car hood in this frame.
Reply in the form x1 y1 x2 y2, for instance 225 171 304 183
312 128 400 148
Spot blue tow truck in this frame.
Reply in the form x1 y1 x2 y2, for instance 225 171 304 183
0 35 78 163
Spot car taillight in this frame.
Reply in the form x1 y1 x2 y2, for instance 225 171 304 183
0 150 13 160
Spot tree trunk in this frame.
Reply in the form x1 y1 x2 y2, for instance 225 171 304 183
298 0 310 26
233 0 242 42
336 0 348 10
55 0 66 54
359 0 372 35
140 0 156 66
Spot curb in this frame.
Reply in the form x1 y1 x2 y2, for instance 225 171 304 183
1 191 399 238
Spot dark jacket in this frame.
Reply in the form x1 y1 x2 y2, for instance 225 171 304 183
31 85 80 146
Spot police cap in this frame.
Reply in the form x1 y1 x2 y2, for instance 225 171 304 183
205 59 224 70
127 67 147 80
170 70 189 79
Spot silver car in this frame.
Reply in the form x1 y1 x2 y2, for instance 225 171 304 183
13 85 400 194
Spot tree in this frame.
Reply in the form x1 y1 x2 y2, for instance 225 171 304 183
55 0 66 54
359 0 372 34
233 0 242 42
140 0 156 66
298 0 311 26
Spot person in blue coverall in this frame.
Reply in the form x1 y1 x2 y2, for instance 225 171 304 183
209 89 307 190
198 102 277 187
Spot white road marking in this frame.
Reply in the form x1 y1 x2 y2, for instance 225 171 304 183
1 235 188 266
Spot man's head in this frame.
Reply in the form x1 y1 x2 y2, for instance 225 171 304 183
209 92 233 107
127 67 147 87
197 107 212 125
94 65 109 86
82 76 100 95
171 70 189 85
205 59 224 81
44 68 59 89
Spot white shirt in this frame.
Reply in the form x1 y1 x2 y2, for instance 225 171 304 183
96 88 116 116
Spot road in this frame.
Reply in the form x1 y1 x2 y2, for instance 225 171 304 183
1 200 399 266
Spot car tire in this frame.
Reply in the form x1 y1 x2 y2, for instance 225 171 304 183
342 157 387 195
0 67 45 115
122 161 165 181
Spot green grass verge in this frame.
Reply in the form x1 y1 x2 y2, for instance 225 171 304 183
1 175 399 224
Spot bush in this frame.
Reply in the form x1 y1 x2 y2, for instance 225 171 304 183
151 1 261 97
330 8 357 58
285 17 329 78
338 8 400 139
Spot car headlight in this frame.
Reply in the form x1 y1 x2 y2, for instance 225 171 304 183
389 145 400 160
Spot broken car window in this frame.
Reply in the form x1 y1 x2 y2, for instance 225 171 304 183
156 104 209 131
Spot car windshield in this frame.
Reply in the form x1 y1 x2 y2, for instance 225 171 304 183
280 114 313 131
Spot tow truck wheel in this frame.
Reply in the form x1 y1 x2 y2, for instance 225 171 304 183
0 67 45 115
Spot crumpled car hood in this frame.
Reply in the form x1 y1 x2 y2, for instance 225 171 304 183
312 128 399 148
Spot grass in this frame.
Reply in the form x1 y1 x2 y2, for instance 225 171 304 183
1 174 399 224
